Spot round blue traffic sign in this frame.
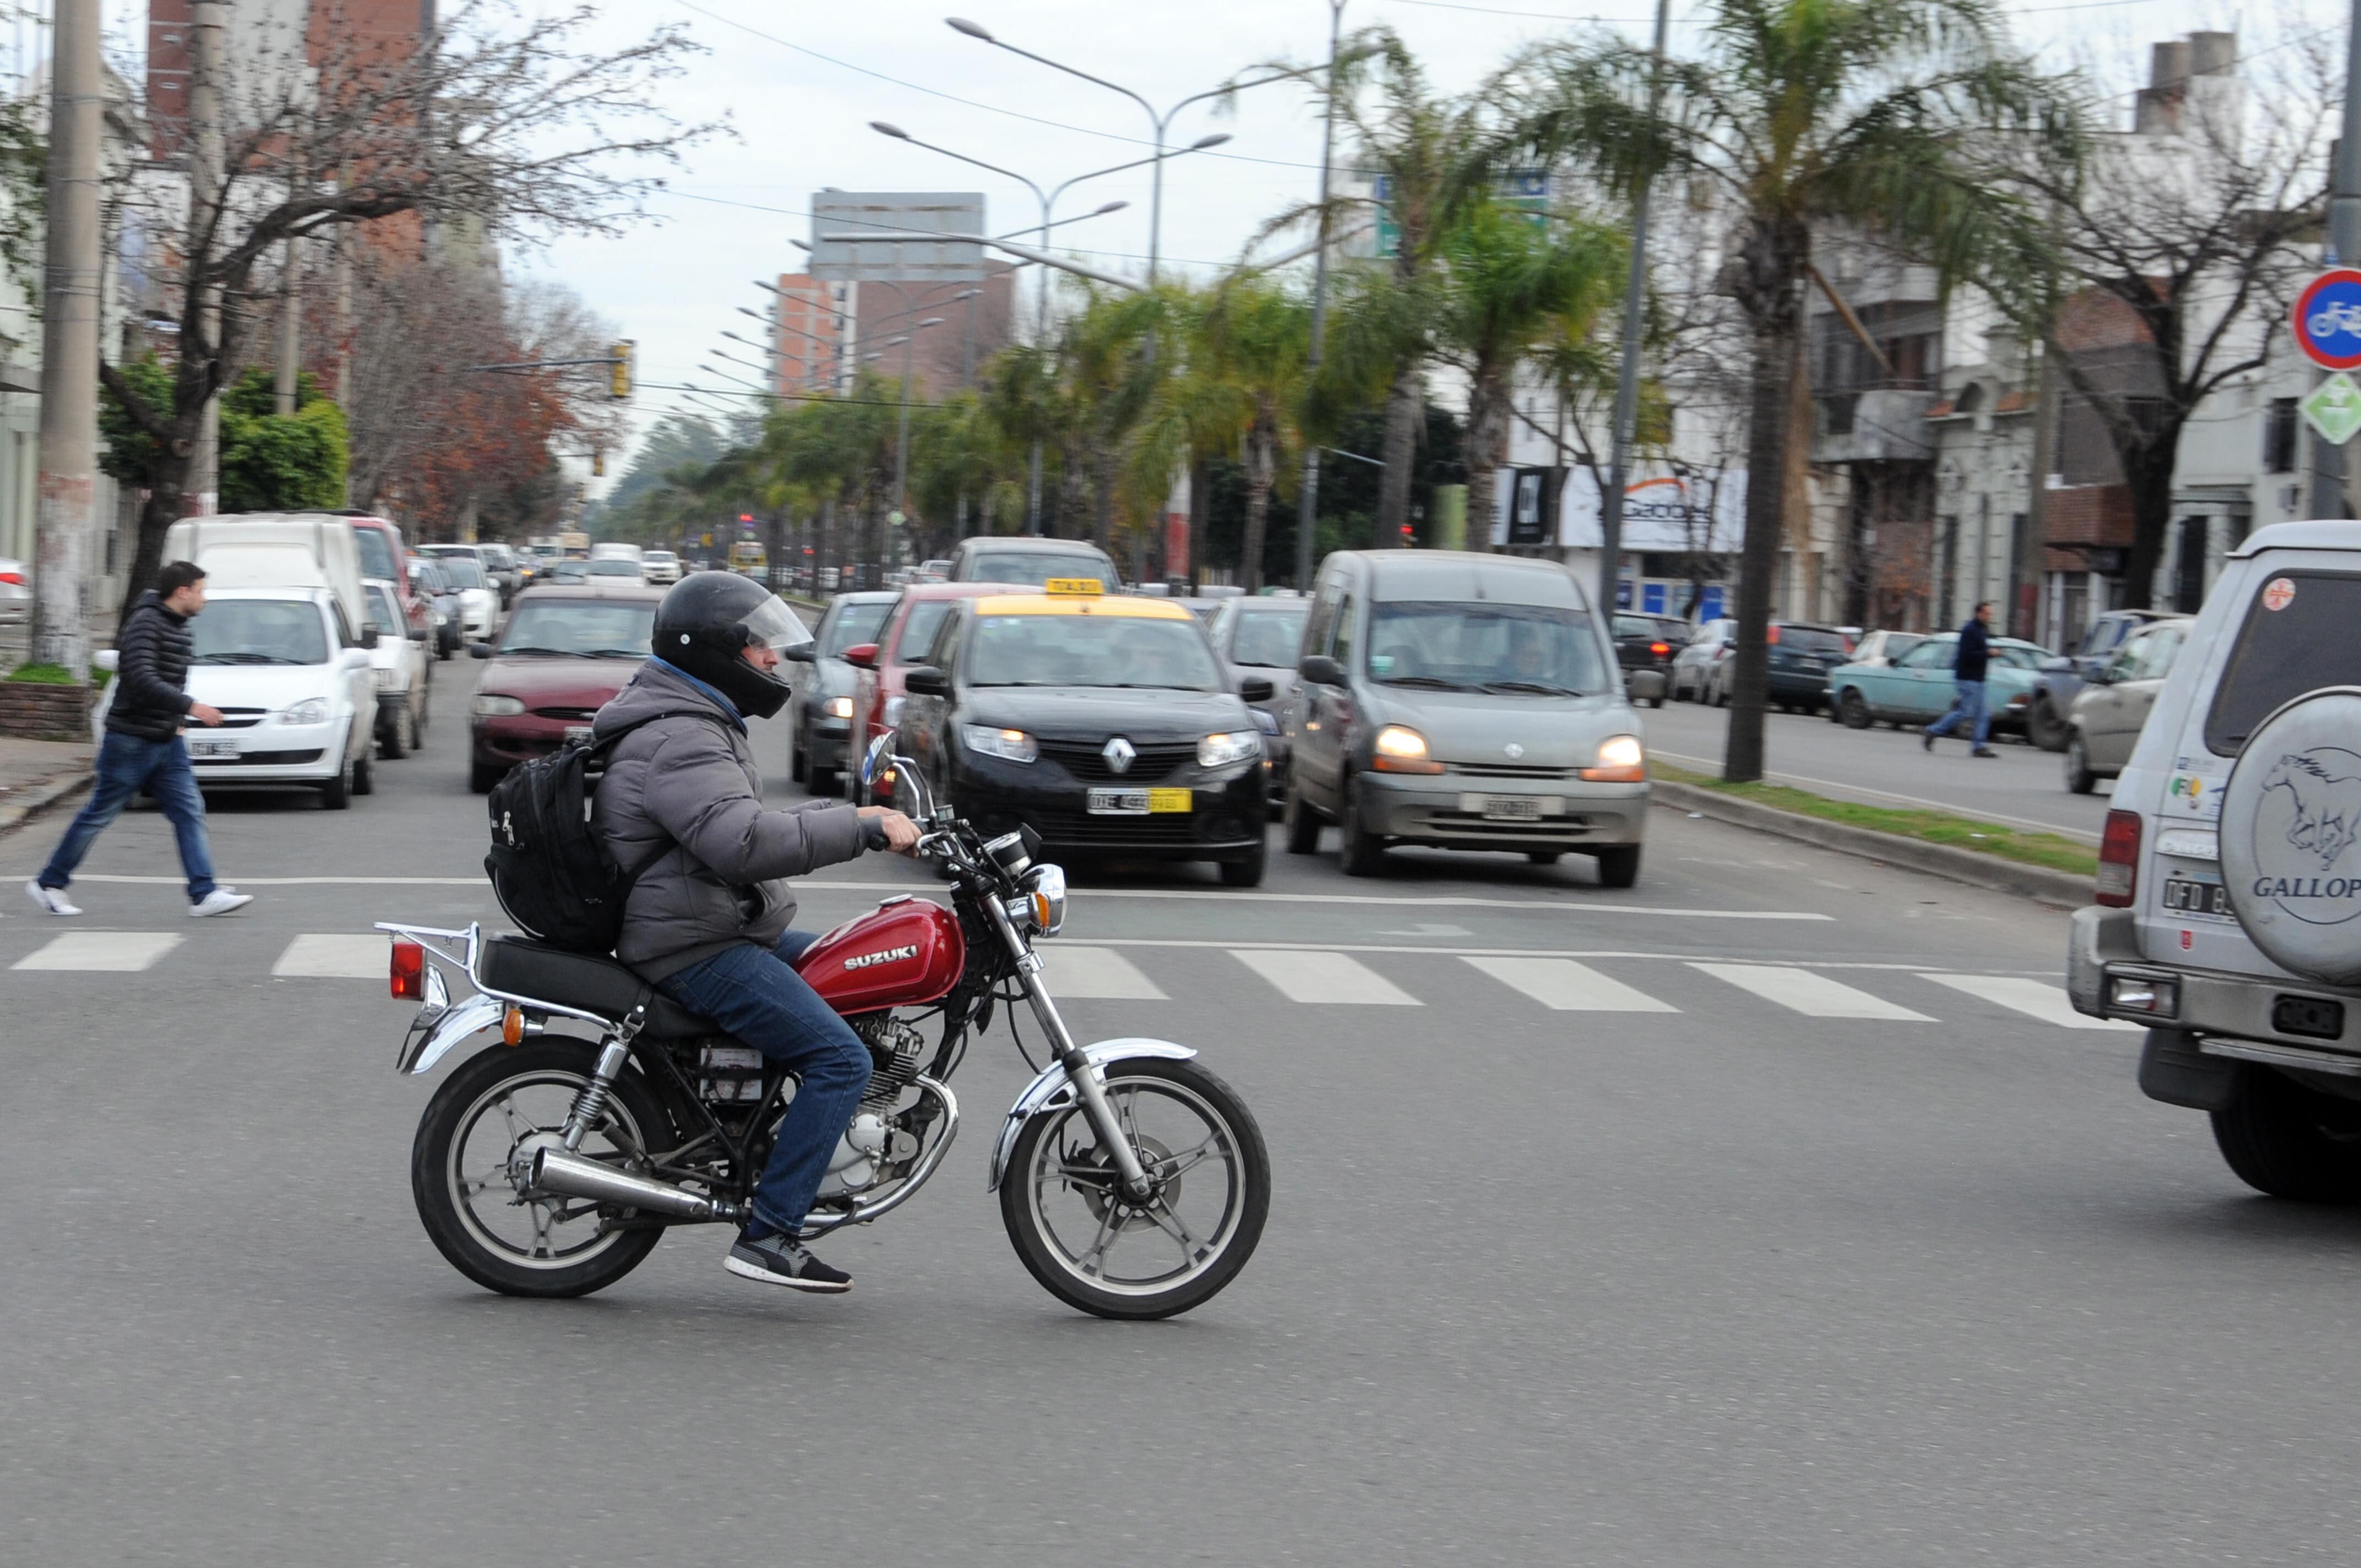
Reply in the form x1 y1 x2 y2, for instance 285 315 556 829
2295 269 2361 370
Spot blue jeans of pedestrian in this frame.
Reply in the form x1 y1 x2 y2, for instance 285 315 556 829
39 731 217 902
657 930 872 1237
1925 679 1991 747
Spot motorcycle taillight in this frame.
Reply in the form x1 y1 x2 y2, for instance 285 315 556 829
390 939 425 1000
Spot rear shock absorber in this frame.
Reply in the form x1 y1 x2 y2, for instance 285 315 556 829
563 998 648 1150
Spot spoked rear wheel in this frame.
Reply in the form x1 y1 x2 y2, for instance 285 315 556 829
411 1041 670 1298
1002 1057 1269 1320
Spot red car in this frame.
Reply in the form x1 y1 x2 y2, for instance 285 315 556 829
847 581 1007 804
466 579 665 793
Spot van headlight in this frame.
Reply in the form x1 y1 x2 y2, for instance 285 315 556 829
962 724 1037 763
825 696 853 720
1198 729 1261 768
472 694 526 717
1372 723 1444 774
280 698 330 725
1580 733 1646 782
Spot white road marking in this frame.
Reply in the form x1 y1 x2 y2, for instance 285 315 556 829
1690 962 1934 1021
12 932 184 972
1232 949 1421 1005
1040 945 1167 1000
1917 973 2141 1031
271 934 389 979
1462 956 1680 1012
1074 937 2063 974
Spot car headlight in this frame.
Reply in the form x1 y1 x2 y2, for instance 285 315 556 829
882 695 906 726
826 695 853 720
962 723 1037 763
1020 863 1067 937
1580 733 1646 782
1198 729 1262 768
472 694 526 717
1371 723 1443 774
280 698 330 725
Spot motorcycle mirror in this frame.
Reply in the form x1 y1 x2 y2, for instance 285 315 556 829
860 732 895 792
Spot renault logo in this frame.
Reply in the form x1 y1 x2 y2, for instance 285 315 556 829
1504 743 1525 760
1103 737 1136 774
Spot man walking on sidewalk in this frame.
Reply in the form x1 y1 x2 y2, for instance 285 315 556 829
25 562 252 918
1923 600 1998 759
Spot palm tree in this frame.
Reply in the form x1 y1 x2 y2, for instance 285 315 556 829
1431 197 1625 549
1524 0 2070 780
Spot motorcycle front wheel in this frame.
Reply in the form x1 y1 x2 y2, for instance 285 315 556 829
411 1040 670 1298
1001 1057 1270 1320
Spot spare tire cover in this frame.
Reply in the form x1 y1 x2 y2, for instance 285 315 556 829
2221 686 2361 986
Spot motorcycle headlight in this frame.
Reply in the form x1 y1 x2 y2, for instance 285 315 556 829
471 693 526 717
826 695 853 720
280 698 330 725
962 723 1037 764
1198 729 1261 768
1021 862 1067 937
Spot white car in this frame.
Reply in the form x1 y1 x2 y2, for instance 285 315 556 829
363 577 431 758
429 557 502 643
0 555 28 624
177 585 378 808
640 549 682 585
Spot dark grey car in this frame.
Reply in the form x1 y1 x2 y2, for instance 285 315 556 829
1207 595 1310 808
786 590 897 796
2026 608 2172 750
947 537 1120 588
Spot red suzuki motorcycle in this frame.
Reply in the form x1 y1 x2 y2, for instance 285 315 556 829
379 744 1269 1320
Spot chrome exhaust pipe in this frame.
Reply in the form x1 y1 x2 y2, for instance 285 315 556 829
530 1147 737 1221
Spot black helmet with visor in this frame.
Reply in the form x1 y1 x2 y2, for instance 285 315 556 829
653 571 809 720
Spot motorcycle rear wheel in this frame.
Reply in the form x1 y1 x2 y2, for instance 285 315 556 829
1001 1057 1270 1320
411 1041 670 1298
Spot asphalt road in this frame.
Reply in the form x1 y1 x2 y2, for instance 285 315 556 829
2 660 2352 1566
1642 693 2112 842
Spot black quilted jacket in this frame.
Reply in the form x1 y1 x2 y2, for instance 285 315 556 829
108 591 195 741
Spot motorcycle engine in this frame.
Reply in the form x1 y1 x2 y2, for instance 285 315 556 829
850 1014 927 1107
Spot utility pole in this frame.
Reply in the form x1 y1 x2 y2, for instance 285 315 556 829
2310 2 2361 520
1597 0 1672 618
186 0 226 515
2019 337 2060 642
275 232 301 414
30 0 101 676
1292 0 1346 591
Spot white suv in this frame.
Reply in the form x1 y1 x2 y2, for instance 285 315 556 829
2069 520 2361 1199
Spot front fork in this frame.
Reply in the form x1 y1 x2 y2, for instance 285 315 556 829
987 900 1154 1200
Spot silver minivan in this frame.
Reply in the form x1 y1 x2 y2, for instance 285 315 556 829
1281 551 1648 885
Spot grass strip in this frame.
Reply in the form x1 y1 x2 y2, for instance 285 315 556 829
1655 761 2099 879
4 662 77 684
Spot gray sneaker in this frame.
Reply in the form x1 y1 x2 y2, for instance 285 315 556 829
725 1228 852 1293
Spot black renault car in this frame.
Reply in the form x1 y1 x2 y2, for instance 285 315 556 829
894 587 1274 885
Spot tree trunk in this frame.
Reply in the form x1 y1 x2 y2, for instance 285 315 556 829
1241 421 1274 596
1724 214 1808 784
1377 362 1421 546
1091 448 1117 550
1461 365 1509 555
2118 442 2178 612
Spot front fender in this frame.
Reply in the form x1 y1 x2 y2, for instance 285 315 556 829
398 994 503 1076
987 1037 1198 1193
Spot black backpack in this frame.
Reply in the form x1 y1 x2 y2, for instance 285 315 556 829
483 711 720 954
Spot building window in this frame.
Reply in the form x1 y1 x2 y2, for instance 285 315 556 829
2265 398 2298 473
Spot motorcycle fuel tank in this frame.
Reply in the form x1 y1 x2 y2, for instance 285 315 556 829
795 897 965 1013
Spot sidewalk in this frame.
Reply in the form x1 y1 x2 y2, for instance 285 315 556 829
0 736 94 838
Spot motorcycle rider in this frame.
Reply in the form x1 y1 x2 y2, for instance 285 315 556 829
594 572 920 1293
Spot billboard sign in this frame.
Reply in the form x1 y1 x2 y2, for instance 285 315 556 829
810 192 986 284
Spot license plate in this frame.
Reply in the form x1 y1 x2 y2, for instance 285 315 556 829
2162 876 2232 918
1087 787 1194 815
1469 794 1549 821
189 739 238 760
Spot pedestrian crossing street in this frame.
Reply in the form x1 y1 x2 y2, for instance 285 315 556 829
7 929 2135 1033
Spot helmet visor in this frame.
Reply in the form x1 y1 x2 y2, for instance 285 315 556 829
733 596 813 655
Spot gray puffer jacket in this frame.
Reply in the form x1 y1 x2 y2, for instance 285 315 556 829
593 660 867 978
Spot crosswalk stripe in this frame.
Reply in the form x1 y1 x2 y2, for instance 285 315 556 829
1041 945 1167 1000
1690 962 1934 1021
12 932 185 972
1232 949 1421 1005
1462 955 1679 1012
1917 973 2141 1032
272 934 389 979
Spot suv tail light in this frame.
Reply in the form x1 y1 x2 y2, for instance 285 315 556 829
390 939 425 999
2097 809 2141 907
0 569 24 585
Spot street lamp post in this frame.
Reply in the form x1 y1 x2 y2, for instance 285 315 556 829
1295 0 1348 591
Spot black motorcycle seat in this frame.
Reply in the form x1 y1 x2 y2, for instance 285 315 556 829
478 935 717 1039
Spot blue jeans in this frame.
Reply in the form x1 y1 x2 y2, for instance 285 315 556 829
1925 679 1990 746
658 930 872 1237
39 731 217 902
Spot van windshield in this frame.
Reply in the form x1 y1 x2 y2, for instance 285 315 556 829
190 600 329 665
351 526 397 582
2205 570 2361 754
1365 601 1604 695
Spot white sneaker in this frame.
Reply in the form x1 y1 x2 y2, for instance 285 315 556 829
189 889 253 918
25 880 80 917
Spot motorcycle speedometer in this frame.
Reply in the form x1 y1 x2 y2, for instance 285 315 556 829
983 830 1033 878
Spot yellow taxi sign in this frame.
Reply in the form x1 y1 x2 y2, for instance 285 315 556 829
1042 576 1105 596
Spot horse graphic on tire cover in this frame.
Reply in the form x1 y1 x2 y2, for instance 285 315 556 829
2222 688 2361 987
2259 752 2361 872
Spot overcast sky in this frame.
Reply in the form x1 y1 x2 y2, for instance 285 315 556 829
65 0 2315 496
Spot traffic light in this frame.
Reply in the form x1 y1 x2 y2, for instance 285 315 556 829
608 341 634 401
1399 523 1415 546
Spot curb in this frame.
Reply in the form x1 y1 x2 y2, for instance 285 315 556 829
0 767 93 840
1650 777 2096 909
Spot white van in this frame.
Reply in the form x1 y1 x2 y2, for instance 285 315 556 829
2068 520 2361 1198
164 514 367 640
